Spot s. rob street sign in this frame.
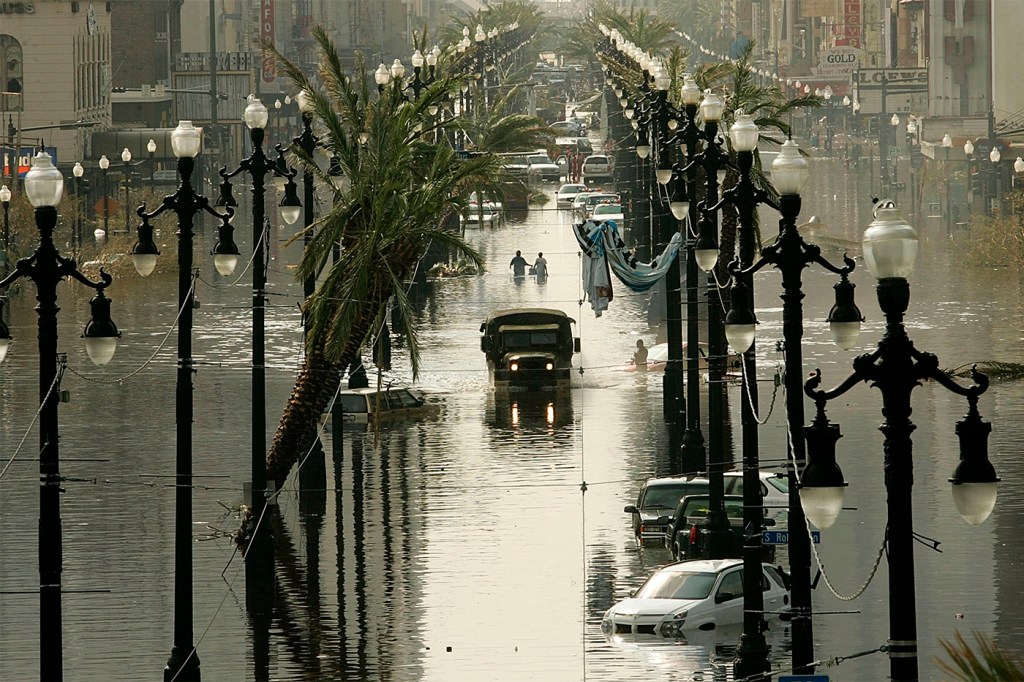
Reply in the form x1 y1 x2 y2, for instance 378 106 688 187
763 530 820 545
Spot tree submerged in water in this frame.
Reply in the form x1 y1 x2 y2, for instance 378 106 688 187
262 27 507 488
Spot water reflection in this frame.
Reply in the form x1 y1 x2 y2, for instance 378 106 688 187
3 158 1024 680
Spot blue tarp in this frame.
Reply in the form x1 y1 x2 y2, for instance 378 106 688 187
573 220 683 316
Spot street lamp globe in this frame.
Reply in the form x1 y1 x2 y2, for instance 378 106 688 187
990 147 1001 163
390 58 405 80
274 99 281 110
81 291 121 366
942 133 953 148
863 201 918 280
374 62 390 87
680 75 700 106
800 420 848 529
771 138 810 195
296 89 313 113
147 139 157 155
0 184 10 203
1015 157 1024 174
284 95 291 105
964 140 974 156
171 121 202 158
950 415 999 526
411 49 424 69
475 24 486 42
842 95 851 106
121 148 131 165
890 113 900 127
99 154 110 170
244 98 270 130
25 150 64 207
669 178 689 220
729 111 759 152
73 161 84 178
699 92 725 123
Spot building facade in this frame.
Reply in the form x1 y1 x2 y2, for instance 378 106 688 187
1 0 112 179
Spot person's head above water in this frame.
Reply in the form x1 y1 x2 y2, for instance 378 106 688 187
516 250 521 256
538 252 543 257
636 339 645 348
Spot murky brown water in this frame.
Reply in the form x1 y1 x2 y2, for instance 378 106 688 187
3 152 1024 680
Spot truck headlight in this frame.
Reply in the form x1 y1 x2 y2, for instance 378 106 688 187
545 362 554 370
510 362 519 372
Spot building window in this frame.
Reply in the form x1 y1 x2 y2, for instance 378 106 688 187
1 35 24 112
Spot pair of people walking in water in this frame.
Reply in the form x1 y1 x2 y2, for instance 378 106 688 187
509 251 548 282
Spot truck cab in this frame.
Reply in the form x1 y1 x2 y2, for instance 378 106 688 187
480 308 580 393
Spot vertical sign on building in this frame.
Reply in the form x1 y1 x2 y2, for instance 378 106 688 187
835 0 862 48
261 0 275 83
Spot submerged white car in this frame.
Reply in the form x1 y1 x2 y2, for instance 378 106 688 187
601 559 790 639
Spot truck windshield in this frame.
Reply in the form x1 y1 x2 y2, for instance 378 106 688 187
504 330 558 346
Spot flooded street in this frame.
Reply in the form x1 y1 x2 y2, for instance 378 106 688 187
3 155 1024 680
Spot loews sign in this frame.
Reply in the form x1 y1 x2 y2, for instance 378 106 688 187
0 2 35 13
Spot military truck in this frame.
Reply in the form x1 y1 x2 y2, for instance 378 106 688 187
480 308 580 393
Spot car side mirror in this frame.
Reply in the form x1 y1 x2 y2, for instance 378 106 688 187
715 591 736 604
764 517 776 527
624 505 638 514
655 515 671 525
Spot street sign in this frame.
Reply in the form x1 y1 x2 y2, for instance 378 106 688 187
763 530 820 545
780 676 829 682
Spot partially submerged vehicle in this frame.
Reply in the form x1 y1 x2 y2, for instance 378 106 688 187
480 308 580 392
337 385 439 429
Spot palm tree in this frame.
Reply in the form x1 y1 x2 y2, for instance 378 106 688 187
263 28 506 487
937 630 1024 681
692 42 821 277
596 2 678 53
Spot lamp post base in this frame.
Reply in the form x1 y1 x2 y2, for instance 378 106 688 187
164 645 201 682
734 631 770 681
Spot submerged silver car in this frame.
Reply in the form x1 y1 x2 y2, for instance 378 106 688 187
601 559 790 639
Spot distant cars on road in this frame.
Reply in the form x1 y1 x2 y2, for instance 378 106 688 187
582 154 614 184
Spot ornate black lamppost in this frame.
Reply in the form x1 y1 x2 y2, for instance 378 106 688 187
98 154 109 236
216 97 301 584
683 89 732 560
121 147 132 233
72 162 84 254
131 120 239 682
725 137 863 675
712 111 772 680
1 183 11 278
147 138 157 190
675 75 707 473
800 199 998 682
964 139 975 218
0 150 121 682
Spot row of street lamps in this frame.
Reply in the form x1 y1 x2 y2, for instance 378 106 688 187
1 17 535 676
598 24 1001 682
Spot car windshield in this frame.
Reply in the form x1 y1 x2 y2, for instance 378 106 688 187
559 185 584 194
766 476 789 494
635 570 718 600
640 482 707 509
594 204 621 215
528 155 549 164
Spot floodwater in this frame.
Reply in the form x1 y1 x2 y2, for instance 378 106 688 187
2 152 1024 681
